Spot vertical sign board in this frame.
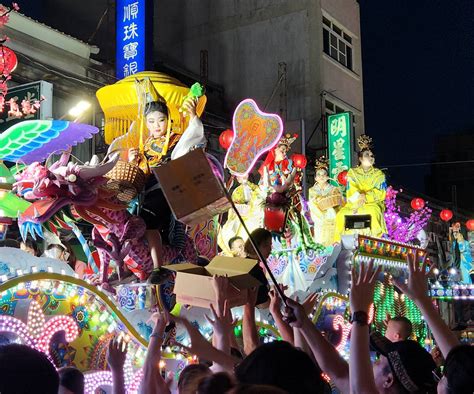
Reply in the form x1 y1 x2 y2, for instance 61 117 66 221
116 0 152 79
0 81 53 132
327 112 352 187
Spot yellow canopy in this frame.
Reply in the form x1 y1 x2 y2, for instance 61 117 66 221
96 71 207 147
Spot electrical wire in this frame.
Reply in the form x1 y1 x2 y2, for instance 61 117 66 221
381 160 474 169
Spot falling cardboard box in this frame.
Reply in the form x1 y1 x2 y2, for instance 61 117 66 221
152 149 231 226
164 256 262 308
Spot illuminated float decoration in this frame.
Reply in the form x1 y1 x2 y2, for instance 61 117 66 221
0 120 99 164
224 98 283 177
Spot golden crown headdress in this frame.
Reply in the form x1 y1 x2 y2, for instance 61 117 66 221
279 133 298 147
314 156 329 171
357 135 373 151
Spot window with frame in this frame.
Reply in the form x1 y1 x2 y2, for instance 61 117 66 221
324 99 357 128
323 16 353 70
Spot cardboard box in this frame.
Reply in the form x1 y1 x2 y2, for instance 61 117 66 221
152 149 231 226
164 256 262 308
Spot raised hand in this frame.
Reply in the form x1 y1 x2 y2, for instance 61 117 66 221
181 97 197 118
393 252 434 302
107 336 127 372
283 297 309 328
205 301 233 340
350 260 382 314
302 292 319 316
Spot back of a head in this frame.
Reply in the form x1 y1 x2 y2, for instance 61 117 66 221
0 344 59 394
197 372 234 394
390 316 413 339
444 345 474 394
235 341 328 394
244 228 271 257
228 384 288 394
58 367 85 394
178 363 212 394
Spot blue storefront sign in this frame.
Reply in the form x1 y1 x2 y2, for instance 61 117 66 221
116 0 151 79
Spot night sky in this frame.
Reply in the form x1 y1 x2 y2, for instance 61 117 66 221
359 0 474 198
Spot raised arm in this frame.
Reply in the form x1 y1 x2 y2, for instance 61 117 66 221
140 311 171 394
285 298 350 394
394 253 459 357
349 261 381 394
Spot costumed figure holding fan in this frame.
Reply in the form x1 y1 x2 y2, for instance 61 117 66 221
334 135 387 241
308 156 342 246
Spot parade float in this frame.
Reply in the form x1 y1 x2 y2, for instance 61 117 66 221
0 70 472 392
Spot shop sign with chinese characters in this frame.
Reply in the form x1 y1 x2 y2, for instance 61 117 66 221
116 0 152 79
327 112 352 186
0 81 53 132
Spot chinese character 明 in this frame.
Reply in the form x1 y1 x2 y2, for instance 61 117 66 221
129 61 138 74
330 116 347 138
123 22 139 40
123 64 130 77
332 138 346 161
123 42 138 60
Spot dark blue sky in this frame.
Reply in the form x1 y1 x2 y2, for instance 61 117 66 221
359 0 474 194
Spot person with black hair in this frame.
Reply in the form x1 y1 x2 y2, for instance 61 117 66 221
127 96 206 284
20 237 40 256
228 236 246 258
0 343 59 394
244 228 272 307
58 367 85 394
438 345 474 394
235 341 330 394
385 316 413 342
177 363 212 394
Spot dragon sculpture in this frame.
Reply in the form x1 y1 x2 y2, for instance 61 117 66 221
13 150 197 284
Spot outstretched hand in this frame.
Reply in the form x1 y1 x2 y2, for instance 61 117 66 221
302 292 319 316
350 260 382 314
283 297 310 328
393 252 434 302
205 301 233 340
107 336 127 372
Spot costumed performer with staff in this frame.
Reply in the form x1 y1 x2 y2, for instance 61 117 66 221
334 135 387 241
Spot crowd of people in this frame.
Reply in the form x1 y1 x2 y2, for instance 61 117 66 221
0 230 473 393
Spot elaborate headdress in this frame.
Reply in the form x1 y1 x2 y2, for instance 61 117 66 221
357 134 373 151
314 156 329 172
278 133 298 147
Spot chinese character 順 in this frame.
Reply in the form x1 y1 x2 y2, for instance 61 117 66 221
123 1 139 22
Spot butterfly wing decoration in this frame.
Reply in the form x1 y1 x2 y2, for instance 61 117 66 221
0 120 99 164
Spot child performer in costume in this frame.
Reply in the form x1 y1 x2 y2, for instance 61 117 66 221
128 97 205 284
334 135 387 241
308 156 342 246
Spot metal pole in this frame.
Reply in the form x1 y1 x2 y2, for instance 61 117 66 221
217 177 289 304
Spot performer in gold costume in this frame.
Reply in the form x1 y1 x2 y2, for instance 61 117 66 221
334 135 387 241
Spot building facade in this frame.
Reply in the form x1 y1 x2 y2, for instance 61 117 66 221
153 0 365 174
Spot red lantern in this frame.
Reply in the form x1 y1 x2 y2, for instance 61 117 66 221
0 46 18 77
291 153 307 169
219 129 234 150
440 209 453 222
466 219 474 232
410 198 425 210
264 207 287 233
337 170 348 186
